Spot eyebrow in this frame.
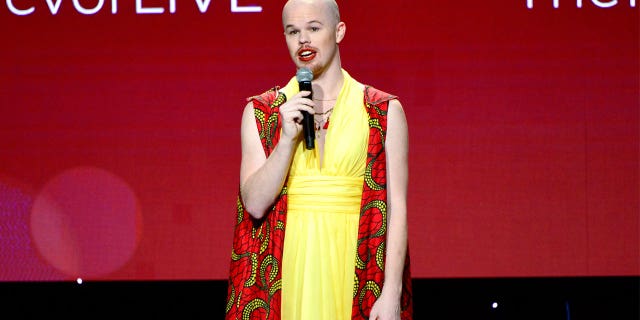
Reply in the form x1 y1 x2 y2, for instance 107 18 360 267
285 20 324 29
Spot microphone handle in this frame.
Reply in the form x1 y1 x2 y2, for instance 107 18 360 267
299 80 315 149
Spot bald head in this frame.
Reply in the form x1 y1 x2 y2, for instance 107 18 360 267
282 0 341 27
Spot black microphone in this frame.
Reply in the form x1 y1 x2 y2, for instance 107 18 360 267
296 67 315 150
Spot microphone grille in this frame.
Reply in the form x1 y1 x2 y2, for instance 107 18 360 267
296 67 313 82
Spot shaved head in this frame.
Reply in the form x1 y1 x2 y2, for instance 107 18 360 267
282 0 341 27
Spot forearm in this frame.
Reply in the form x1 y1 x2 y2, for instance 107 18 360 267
382 203 408 298
240 138 296 219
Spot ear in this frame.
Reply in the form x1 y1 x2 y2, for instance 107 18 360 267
335 21 346 44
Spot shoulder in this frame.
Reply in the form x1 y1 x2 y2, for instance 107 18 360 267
388 99 404 113
388 99 407 125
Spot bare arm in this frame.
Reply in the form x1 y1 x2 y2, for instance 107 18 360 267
370 99 409 320
239 91 315 219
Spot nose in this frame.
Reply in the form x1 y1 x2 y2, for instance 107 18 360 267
298 30 310 44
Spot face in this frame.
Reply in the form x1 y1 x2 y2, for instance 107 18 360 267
282 0 345 76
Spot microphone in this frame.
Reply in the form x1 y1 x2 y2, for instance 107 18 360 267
296 67 315 150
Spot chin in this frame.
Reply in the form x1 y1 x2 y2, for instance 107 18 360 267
302 62 319 72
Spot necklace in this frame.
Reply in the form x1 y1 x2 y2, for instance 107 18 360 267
313 107 333 136
314 107 334 116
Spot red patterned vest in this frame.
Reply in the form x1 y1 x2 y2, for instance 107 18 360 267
225 85 413 319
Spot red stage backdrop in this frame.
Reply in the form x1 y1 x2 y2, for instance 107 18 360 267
0 1 637 281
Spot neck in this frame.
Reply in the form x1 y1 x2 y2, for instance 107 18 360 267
311 64 344 101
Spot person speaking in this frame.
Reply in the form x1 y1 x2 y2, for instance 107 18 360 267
226 0 413 319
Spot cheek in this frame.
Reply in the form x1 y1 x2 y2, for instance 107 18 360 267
319 33 336 48
285 40 297 55
320 38 336 54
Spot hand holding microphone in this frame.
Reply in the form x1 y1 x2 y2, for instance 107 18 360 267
296 67 315 150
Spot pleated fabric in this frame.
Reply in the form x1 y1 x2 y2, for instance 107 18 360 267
280 70 368 320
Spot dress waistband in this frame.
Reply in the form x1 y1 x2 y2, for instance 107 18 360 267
287 176 363 214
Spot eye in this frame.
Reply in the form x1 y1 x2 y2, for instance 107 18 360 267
287 30 299 35
310 27 320 32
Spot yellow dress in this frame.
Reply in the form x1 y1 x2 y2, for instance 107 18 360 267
280 70 369 320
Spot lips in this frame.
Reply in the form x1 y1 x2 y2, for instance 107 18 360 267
297 47 317 62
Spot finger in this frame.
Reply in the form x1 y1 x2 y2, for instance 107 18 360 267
293 92 314 105
296 90 312 98
299 105 315 116
285 101 314 117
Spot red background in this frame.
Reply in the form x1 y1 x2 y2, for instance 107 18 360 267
0 0 638 281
